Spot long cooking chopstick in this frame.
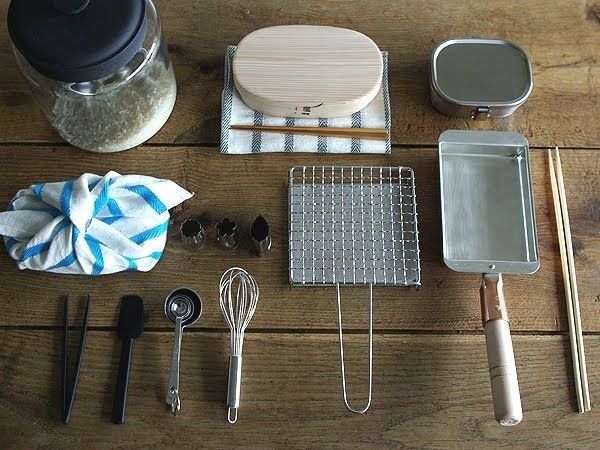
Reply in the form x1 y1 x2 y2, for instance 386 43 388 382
553 147 591 412
230 125 388 141
549 147 591 412
548 150 585 413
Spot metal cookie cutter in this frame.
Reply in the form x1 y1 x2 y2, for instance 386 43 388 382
250 215 271 257
216 218 239 250
180 218 206 250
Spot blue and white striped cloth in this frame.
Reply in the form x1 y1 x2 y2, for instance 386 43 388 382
0 172 192 275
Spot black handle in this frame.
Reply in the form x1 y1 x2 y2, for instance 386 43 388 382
112 338 133 424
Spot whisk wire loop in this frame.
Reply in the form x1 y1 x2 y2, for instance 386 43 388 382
220 267 259 356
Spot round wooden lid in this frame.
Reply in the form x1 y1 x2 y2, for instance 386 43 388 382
233 25 383 118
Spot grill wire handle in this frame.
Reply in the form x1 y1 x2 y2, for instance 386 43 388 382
336 283 373 414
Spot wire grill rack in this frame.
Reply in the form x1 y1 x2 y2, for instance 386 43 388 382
289 166 421 286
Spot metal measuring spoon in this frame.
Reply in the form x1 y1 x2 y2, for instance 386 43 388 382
164 288 202 415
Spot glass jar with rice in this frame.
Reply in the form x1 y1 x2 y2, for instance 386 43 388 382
7 0 176 153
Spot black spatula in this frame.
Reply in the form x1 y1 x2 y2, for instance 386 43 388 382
112 295 144 424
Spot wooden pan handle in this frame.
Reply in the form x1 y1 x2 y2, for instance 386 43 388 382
480 274 523 426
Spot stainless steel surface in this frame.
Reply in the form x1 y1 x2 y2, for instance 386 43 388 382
250 215 272 257
219 268 259 424
216 218 240 250
180 218 206 250
439 131 539 274
166 316 184 414
288 166 421 414
336 283 373 414
430 39 532 119
289 166 421 286
226 355 243 409
470 106 491 120
164 288 202 415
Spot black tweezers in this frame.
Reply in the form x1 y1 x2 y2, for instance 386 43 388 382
62 295 91 424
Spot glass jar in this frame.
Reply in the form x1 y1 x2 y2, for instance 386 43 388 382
8 0 176 153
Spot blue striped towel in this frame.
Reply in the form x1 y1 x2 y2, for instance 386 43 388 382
221 46 391 154
0 172 193 275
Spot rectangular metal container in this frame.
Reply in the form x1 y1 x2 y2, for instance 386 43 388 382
439 130 539 275
430 39 533 120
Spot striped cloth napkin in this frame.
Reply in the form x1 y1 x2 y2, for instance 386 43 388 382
220 46 391 154
0 172 192 275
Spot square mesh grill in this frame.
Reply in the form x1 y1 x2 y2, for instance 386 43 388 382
289 166 421 286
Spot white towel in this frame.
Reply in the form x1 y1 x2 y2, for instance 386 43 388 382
0 172 192 275
220 46 391 154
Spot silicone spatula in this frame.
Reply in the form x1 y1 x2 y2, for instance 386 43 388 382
112 295 144 424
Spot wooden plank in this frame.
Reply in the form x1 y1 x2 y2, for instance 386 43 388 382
0 147 597 331
0 0 598 147
0 330 599 448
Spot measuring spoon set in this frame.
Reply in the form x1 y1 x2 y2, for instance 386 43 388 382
164 288 202 416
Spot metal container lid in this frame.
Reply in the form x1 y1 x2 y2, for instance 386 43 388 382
7 0 147 82
431 39 532 106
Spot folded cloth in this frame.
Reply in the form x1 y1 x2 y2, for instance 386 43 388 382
0 172 192 275
220 46 391 154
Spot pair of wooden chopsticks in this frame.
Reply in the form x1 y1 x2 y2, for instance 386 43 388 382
230 125 388 141
548 147 591 413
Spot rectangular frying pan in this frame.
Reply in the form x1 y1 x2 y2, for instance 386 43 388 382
439 130 539 426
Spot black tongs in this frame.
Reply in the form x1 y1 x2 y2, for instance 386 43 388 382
61 295 91 424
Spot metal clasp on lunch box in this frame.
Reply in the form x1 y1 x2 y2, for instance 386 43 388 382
470 106 491 120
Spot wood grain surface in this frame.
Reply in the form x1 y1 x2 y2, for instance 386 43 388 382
0 0 599 146
0 147 597 332
232 25 383 118
0 0 599 447
1 330 600 449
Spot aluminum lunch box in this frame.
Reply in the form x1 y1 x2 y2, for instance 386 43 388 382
430 39 533 120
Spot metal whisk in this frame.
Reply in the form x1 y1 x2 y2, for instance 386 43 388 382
219 267 259 424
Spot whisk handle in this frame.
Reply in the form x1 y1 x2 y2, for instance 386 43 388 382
227 355 242 409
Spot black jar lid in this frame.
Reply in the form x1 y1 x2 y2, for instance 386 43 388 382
7 0 147 83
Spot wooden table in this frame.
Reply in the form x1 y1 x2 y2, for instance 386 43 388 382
0 1 599 447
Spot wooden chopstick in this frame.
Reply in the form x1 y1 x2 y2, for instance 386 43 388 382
230 125 388 141
548 149 585 413
549 147 591 412
553 147 591 412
